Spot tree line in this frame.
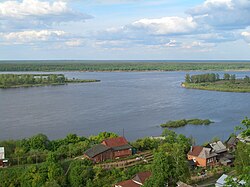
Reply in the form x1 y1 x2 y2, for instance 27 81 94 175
185 73 250 84
1 62 250 72
0 74 66 87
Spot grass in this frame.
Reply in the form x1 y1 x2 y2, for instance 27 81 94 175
183 80 250 93
160 118 213 128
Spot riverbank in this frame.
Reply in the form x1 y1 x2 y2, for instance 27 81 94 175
0 74 100 88
1 62 250 72
182 81 250 93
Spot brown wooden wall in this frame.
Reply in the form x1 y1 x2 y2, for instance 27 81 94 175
114 149 132 158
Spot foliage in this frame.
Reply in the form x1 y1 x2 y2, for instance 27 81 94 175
89 132 118 144
144 144 190 186
1 62 250 72
235 117 250 137
161 118 213 128
0 74 99 88
184 73 250 93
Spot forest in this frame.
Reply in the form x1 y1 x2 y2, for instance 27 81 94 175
0 74 99 88
1 62 250 72
183 73 250 92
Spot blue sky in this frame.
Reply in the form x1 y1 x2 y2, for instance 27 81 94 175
0 0 250 60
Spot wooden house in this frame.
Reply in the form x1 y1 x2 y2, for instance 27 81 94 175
84 144 113 163
187 146 217 167
102 137 132 158
84 137 132 163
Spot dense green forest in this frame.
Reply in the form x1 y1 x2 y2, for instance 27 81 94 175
183 73 250 92
0 74 99 88
1 62 250 72
161 119 213 128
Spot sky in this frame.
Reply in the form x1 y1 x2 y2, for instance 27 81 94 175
0 0 250 60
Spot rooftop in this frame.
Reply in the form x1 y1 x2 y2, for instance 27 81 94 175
209 141 227 153
132 171 151 185
102 137 129 148
84 144 111 158
115 179 140 187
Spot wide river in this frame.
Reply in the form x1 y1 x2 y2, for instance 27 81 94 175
1 71 250 144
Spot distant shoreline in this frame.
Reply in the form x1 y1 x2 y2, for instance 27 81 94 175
1 62 250 72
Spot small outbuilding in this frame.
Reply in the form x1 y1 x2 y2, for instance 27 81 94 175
84 144 113 163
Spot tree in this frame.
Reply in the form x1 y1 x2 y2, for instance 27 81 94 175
145 145 190 187
185 74 191 83
29 134 50 150
224 73 230 80
68 160 95 187
230 74 236 83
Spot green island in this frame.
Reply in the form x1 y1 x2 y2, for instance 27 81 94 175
161 118 213 128
0 74 100 88
1 61 250 72
182 73 250 93
0 118 249 187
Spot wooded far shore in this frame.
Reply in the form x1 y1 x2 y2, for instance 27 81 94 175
1 62 250 72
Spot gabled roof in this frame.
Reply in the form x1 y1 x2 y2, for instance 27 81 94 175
198 147 217 159
209 141 227 153
115 179 140 187
188 146 203 157
188 146 217 159
132 171 151 185
84 144 111 158
102 137 129 148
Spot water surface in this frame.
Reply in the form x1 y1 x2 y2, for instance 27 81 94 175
1 71 250 144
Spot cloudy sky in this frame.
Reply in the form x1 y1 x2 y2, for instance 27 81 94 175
0 0 250 60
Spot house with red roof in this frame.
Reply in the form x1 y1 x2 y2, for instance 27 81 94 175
84 136 132 163
187 146 217 167
102 137 132 158
115 171 151 187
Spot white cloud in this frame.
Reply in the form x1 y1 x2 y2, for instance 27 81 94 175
65 39 82 47
241 31 250 43
0 0 92 30
0 0 67 18
188 0 250 29
0 30 66 43
131 17 197 35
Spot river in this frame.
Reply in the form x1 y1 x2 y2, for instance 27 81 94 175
1 71 250 144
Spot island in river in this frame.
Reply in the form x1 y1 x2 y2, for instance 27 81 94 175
0 74 100 88
182 73 250 93
161 118 213 128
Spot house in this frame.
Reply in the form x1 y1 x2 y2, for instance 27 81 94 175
225 136 239 152
115 171 151 187
207 141 227 155
206 140 234 165
84 137 132 163
84 144 113 163
0 147 8 167
237 134 250 144
187 146 217 167
102 137 132 158
215 174 245 187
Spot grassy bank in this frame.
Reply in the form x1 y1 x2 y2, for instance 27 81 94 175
0 74 100 88
161 119 213 128
183 80 250 93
